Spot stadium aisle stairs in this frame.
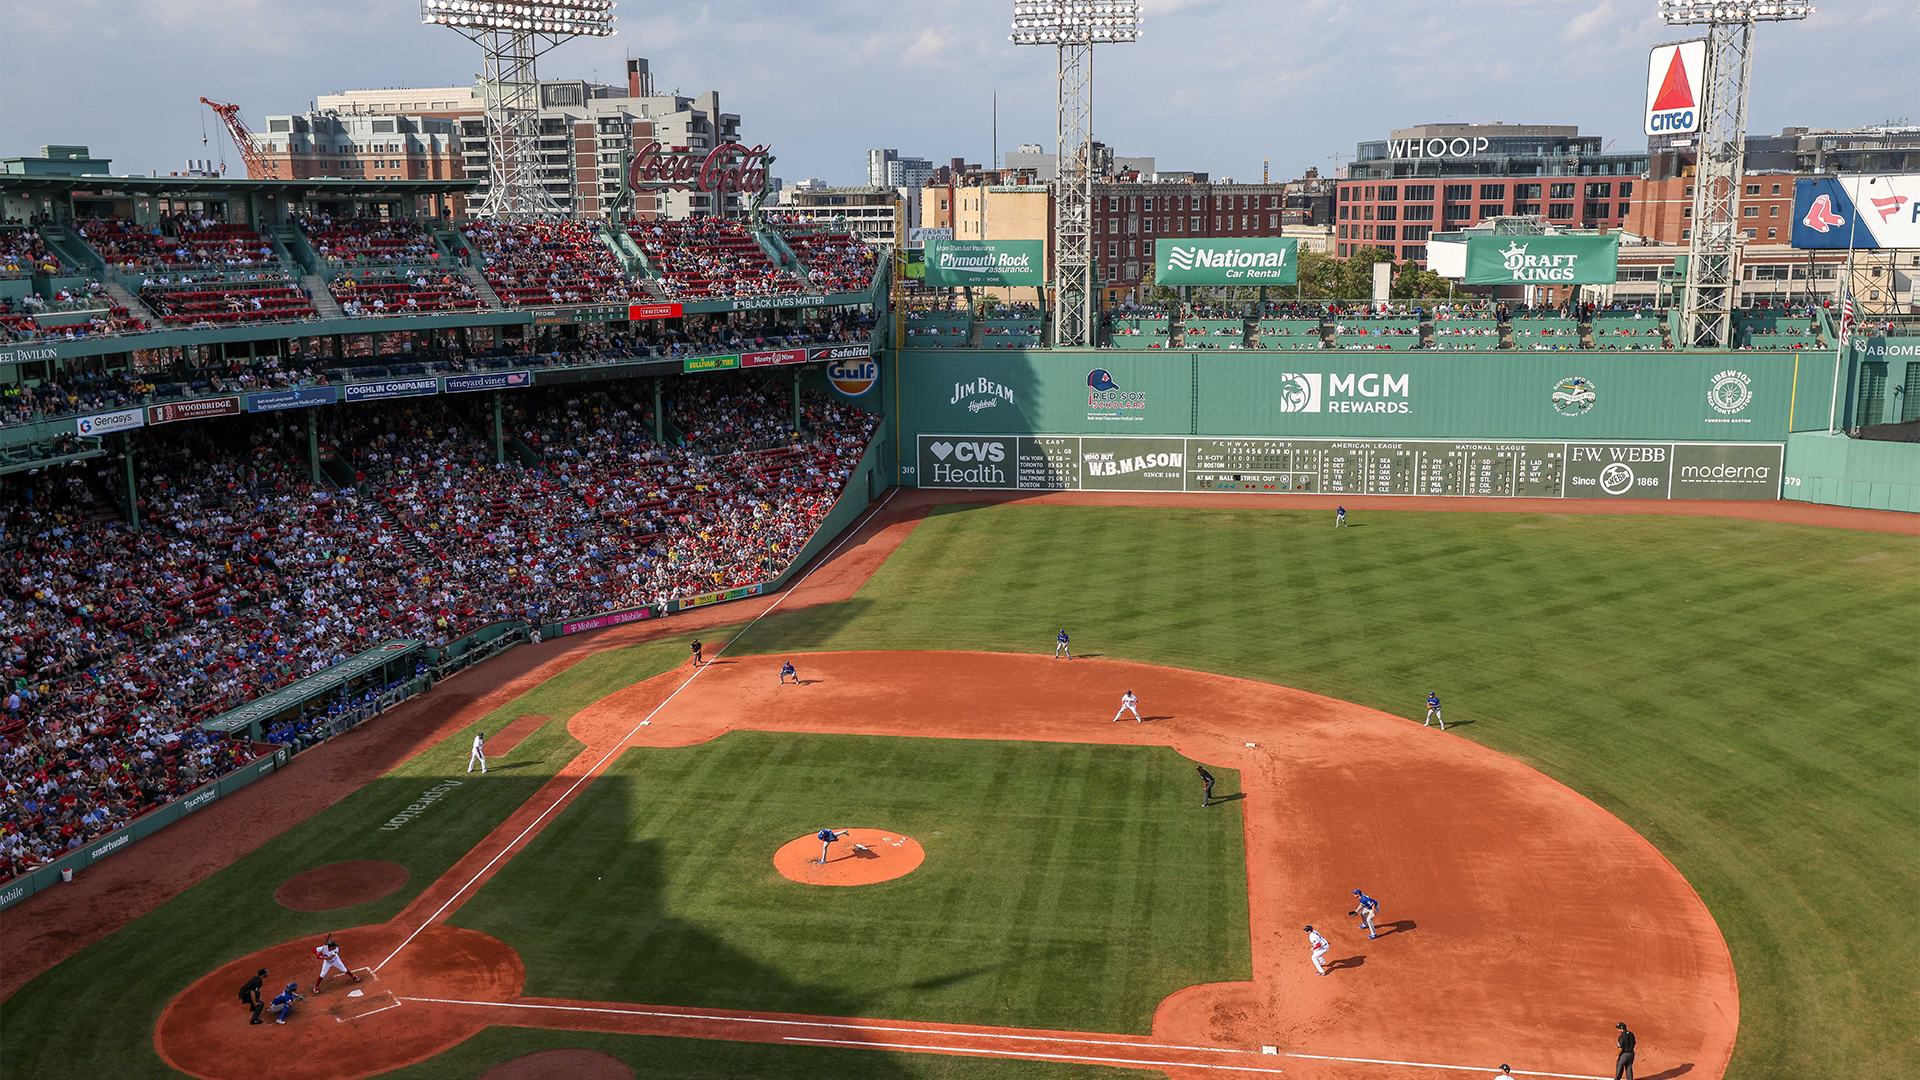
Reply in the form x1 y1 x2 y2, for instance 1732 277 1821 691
102 281 160 325
34 223 101 271
305 275 345 320
460 265 505 310
967 318 986 347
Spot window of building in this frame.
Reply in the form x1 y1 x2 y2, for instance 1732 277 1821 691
1143 219 1153 234
1124 261 1138 279
1444 184 1472 200
1129 197 1139 211
1682 205 1692 218
1548 203 1575 220
1403 225 1431 241
1682 228 1691 239
1480 204 1503 218
1445 204 1472 220
1742 227 1757 238
1404 245 1427 262
1378 185 1397 201
1269 214 1278 228
1618 203 1631 218
1376 225 1396 241
1771 183 1781 195
1585 182 1612 198
1339 224 1348 238
1127 241 1136 257
1549 182 1575 199
1480 183 1506 200
1404 185 1433 201
1584 202 1607 219
1743 205 1758 217
1363 205 1373 221
1364 186 1375 200
1143 197 1154 211
1404 205 1433 221
1514 202 1540 215
1340 206 1349 220
1190 216 1201 231
1517 183 1541 200
1241 214 1249 229
1376 205 1397 221
1619 182 1633 198
1363 225 1373 239
1108 242 1118 257
1340 187 1350 202
1767 228 1778 239
1684 184 1694 197
1339 243 1348 257
1769 205 1779 216
1744 184 1760 195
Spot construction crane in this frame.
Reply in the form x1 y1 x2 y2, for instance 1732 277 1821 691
199 97 280 179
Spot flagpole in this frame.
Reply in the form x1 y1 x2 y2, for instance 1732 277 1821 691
1827 174 1860 434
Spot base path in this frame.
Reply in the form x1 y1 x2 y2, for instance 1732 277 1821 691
155 651 1736 1080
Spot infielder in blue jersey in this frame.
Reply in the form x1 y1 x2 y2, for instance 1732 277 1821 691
1425 692 1444 730
1054 630 1071 659
1350 889 1380 939
779 661 797 685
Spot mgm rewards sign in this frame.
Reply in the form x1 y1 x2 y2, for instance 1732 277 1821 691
1155 237 1298 286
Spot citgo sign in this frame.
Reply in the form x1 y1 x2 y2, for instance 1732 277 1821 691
827 358 879 396
1644 40 1706 136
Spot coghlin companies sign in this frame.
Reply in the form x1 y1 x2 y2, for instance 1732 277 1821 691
1463 236 1619 285
922 239 1046 287
1155 238 1298 286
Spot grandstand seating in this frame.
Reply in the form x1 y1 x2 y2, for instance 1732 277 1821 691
329 270 482 315
631 218 800 300
1109 317 1171 349
783 231 877 294
1334 317 1422 350
1511 315 1582 349
1733 313 1824 351
0 228 64 277
140 278 315 326
1430 319 1503 351
980 309 1042 348
298 214 440 265
464 220 636 308
1590 311 1668 351
905 311 972 348
1252 319 1323 350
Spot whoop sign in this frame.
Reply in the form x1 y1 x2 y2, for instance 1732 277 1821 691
626 141 771 195
1645 40 1706 136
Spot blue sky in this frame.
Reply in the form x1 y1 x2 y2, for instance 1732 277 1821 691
2 0 1913 185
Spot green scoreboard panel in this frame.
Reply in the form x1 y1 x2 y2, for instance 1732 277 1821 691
914 435 1783 500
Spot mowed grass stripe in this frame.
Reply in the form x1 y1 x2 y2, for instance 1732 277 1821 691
448 732 1250 1034
0 636 692 1079
724 504 1918 1080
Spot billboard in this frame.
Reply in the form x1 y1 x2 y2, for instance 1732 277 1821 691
1462 235 1619 285
1644 40 1707 136
343 377 440 403
147 397 241 425
629 302 684 320
442 371 532 394
1791 175 1920 250
923 239 1046 287
742 348 806 368
246 386 338 413
75 407 145 437
1154 238 1298 286
915 433 1782 500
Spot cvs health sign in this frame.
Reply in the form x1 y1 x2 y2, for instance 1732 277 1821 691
1644 40 1706 136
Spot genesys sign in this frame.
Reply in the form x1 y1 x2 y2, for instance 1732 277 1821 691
1271 371 1412 414
922 239 1046 287
1644 39 1706 136
1462 236 1619 285
75 407 145 436
1154 237 1298 286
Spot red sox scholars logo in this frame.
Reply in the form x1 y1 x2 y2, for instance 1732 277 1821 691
826 358 878 396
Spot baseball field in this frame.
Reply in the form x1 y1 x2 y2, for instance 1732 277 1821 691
1 494 1914 1080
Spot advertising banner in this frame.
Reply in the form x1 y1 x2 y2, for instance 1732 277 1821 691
809 343 872 363
246 386 338 413
916 433 1781 500
825 357 880 396
442 370 532 394
908 227 952 250
742 348 807 368
75 406 145 437
1462 235 1619 284
1644 39 1706 136
147 397 241 425
343 376 440 403
670 583 764 612
1792 175 1920 250
923 239 1046 287
682 353 740 373
559 606 658 636
629 302 684 320
1154 238 1299 286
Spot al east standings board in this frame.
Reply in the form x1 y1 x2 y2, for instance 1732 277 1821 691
914 434 1782 500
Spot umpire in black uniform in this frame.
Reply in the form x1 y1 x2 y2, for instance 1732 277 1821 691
1196 766 1215 807
240 968 268 1025
1613 1021 1636 1079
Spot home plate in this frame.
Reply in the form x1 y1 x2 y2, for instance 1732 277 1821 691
348 989 364 998
330 990 401 1022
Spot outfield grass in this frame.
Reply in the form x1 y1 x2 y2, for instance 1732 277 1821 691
723 504 1919 1080
0 636 692 1078
451 732 1250 1033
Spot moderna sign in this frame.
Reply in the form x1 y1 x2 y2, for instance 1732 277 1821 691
1644 40 1706 136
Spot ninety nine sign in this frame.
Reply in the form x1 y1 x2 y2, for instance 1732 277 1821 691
923 239 1046 287
1156 238 1298 286
1462 235 1619 285
629 302 684 320
626 141 771 194
742 348 807 368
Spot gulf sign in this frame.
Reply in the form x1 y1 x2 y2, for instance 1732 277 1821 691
1644 40 1706 136
827 358 879 397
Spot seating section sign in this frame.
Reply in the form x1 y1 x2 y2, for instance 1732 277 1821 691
922 239 1046 287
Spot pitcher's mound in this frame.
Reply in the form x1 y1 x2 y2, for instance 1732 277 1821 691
479 1049 633 1080
775 828 925 886
274 861 409 911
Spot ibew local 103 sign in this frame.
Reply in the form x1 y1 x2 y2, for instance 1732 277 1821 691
1644 40 1706 136
1155 238 1298 286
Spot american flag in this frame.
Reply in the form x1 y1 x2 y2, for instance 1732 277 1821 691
1838 286 1854 348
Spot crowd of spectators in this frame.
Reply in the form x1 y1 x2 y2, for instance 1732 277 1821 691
781 231 877 294
1 228 65 278
330 269 481 316
1 377 877 881
631 218 804 300
297 213 440 265
464 220 637 308
140 278 316 327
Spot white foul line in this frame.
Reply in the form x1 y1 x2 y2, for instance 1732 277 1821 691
374 487 899 973
1283 1050 1609 1079
784 1036 1288 1074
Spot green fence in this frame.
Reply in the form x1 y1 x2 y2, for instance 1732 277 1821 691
1782 431 1920 512
0 750 283 912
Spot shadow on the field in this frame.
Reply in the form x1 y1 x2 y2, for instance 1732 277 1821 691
1205 793 1246 805
488 761 542 771
1324 954 1365 971
1374 920 1416 936
1137 715 1176 722
1641 1067 1694 1079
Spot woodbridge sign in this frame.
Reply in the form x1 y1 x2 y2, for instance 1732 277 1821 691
922 239 1046 287
1462 235 1619 285
1155 237 1298 286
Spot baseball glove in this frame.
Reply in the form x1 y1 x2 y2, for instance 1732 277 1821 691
1347 910 1358 917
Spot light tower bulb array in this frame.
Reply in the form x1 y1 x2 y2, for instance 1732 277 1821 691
1010 1 1142 44
1658 0 1813 23
420 0 617 36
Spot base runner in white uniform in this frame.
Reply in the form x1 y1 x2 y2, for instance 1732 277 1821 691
1111 690 1141 722
468 731 488 773
1306 925 1331 975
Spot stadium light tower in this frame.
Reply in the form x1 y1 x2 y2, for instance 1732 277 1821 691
1658 0 1812 349
421 0 616 220
1011 1 1141 347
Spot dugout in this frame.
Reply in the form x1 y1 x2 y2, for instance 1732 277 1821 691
200 640 425 744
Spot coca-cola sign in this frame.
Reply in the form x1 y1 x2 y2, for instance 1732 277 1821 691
627 141 770 195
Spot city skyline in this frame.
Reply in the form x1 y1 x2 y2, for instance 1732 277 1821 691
2 0 1914 186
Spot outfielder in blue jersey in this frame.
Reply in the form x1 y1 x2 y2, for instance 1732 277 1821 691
1351 889 1380 938
1425 693 1444 730
1054 630 1071 659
